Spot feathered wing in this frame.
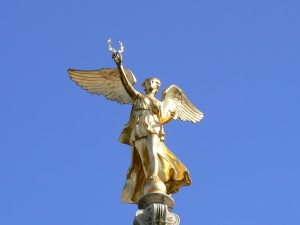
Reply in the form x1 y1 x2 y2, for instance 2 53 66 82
161 85 204 123
68 68 137 104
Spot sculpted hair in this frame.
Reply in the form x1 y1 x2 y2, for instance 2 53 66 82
141 78 161 88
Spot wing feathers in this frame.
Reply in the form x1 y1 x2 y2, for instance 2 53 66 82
68 68 137 105
161 85 204 123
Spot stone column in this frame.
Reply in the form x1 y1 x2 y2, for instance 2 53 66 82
133 193 180 225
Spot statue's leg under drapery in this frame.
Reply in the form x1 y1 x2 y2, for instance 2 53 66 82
122 137 192 204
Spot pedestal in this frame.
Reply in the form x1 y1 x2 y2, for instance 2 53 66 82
133 193 180 225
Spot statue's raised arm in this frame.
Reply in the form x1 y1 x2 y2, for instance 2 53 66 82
111 51 139 100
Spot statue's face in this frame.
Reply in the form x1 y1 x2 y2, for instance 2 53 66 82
143 78 160 94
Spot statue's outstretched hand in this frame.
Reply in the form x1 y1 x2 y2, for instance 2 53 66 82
169 110 176 118
112 53 122 66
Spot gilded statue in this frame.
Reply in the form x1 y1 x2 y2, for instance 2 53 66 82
68 40 204 204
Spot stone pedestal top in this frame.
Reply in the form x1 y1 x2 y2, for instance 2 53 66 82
138 192 175 211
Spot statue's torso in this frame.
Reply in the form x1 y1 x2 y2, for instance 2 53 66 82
131 94 165 142
118 94 165 145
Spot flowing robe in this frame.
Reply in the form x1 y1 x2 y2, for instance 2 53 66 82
119 93 191 204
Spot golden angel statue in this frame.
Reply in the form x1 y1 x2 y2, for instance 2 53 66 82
68 40 204 204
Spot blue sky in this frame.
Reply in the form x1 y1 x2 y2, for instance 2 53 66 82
1 0 300 224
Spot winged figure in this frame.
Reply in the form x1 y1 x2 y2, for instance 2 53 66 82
68 48 204 204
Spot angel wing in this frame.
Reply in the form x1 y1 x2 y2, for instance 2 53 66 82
68 68 136 104
161 85 204 123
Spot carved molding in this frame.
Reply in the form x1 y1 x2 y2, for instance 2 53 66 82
134 203 180 225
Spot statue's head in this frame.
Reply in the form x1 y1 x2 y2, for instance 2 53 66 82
142 78 161 95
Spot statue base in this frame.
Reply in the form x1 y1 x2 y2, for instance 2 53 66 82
133 193 180 225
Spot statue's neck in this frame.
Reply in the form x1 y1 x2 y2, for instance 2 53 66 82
145 91 156 97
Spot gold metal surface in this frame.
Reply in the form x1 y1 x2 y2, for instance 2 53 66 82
68 40 204 204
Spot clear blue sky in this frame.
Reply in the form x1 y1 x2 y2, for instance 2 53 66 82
1 0 300 225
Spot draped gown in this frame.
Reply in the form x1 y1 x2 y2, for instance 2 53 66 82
118 93 192 204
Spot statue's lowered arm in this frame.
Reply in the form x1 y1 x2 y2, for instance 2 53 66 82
160 110 176 124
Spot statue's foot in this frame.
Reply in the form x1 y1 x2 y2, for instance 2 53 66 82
149 174 159 181
143 176 167 195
